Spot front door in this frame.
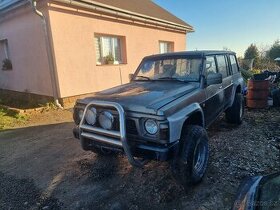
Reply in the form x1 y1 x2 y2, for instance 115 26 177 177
204 55 224 126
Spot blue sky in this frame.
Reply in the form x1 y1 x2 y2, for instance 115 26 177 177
154 0 280 57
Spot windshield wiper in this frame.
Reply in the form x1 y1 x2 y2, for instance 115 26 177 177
134 75 151 80
157 77 185 82
157 77 176 80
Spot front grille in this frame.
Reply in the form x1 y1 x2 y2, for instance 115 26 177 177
112 116 120 131
126 119 138 135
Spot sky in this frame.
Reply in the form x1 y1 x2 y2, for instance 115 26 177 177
154 0 280 57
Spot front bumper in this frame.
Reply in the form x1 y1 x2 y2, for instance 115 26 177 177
73 126 178 161
75 100 177 167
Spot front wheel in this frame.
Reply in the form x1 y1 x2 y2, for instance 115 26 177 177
171 125 209 190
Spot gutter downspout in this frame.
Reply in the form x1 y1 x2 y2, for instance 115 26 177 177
29 0 63 109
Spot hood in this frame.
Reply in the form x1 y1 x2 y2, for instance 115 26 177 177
78 81 199 115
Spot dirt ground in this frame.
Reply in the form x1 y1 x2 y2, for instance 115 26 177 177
0 108 280 210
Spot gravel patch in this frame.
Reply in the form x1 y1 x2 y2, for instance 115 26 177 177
0 108 279 209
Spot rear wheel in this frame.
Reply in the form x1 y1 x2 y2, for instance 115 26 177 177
225 93 244 124
172 125 209 190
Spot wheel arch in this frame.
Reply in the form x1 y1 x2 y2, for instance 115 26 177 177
229 84 242 107
236 85 241 93
181 111 204 133
167 103 205 143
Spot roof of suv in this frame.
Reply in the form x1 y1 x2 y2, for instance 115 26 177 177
145 50 236 59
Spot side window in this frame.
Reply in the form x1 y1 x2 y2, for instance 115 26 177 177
229 55 239 74
205 56 217 75
216 55 228 78
225 55 232 76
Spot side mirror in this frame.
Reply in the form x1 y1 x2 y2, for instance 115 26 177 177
207 73 222 86
129 73 134 82
232 172 280 210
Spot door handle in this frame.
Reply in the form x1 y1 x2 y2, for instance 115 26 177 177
219 86 223 89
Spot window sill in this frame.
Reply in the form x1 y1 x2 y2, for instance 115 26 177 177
96 63 127 67
1 68 12 71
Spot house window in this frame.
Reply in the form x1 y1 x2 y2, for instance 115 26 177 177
159 41 174 54
0 39 12 70
95 35 124 65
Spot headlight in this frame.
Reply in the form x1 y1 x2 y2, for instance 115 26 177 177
85 107 97 125
144 119 158 135
99 111 114 130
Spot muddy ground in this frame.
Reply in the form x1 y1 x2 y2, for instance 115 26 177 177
0 108 279 210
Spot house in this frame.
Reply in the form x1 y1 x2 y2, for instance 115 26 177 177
0 0 194 107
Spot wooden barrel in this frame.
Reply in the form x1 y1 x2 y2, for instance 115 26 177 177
247 80 269 108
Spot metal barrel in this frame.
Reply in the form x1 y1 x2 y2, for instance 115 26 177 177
246 80 269 108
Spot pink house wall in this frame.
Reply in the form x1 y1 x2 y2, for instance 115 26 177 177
0 5 53 96
48 3 187 98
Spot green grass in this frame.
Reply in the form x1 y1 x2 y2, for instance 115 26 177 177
0 108 28 130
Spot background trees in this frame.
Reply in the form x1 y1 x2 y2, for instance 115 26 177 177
244 44 259 60
267 40 280 60
241 41 280 71
243 44 259 69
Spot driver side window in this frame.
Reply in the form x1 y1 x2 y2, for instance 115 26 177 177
205 56 217 75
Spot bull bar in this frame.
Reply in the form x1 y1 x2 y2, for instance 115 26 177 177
79 100 144 167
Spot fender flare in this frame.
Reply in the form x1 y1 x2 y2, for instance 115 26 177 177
167 102 204 143
229 84 242 107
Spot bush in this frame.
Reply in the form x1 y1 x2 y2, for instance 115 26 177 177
249 68 261 75
2 58 12 70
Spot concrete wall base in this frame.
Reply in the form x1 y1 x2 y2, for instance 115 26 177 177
0 89 96 109
0 89 53 108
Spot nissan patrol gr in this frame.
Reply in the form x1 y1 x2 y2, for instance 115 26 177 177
73 51 245 188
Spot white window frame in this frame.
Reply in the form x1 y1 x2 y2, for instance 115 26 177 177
0 39 12 71
0 39 9 59
159 41 174 54
95 35 123 65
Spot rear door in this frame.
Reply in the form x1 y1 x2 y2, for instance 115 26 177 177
204 55 224 126
216 54 234 109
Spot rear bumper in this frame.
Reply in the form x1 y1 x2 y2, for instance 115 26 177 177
73 127 178 161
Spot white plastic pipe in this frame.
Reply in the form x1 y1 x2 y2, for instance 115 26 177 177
29 0 63 109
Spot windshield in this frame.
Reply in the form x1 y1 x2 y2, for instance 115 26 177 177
134 57 202 82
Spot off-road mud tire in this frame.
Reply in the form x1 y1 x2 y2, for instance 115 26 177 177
225 93 244 124
172 125 209 190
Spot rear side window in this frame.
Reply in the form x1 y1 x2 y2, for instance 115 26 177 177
205 56 217 75
229 55 239 74
216 55 228 78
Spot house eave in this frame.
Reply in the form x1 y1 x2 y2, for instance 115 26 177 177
53 0 194 32
0 0 194 32
0 0 29 16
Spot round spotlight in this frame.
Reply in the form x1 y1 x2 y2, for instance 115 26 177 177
85 107 97 125
99 111 114 130
144 119 158 135
78 109 84 121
